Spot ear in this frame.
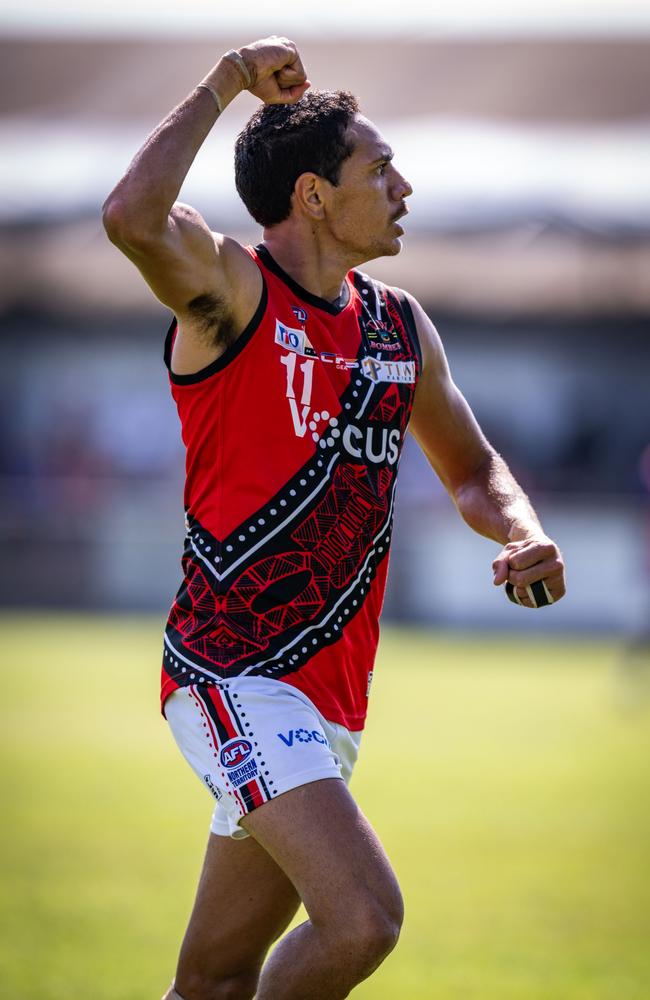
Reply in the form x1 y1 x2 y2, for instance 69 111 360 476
293 172 327 220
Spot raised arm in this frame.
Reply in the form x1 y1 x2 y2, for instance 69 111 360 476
102 37 309 374
406 293 566 608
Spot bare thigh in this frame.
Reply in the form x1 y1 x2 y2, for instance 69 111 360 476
242 777 403 931
175 831 301 991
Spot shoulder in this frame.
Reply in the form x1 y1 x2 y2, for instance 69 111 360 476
351 274 428 321
217 234 261 289
392 288 432 330
349 268 395 297
349 270 419 317
392 288 440 341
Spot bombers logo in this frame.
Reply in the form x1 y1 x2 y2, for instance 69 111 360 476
219 738 253 769
362 318 402 352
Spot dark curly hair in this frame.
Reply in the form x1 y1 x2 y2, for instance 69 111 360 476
234 90 360 227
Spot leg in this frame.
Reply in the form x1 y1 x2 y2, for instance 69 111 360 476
243 777 404 1000
165 830 300 1000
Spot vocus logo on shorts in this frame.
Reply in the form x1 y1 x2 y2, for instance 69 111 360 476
277 727 330 748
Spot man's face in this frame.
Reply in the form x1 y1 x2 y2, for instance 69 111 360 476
325 115 412 264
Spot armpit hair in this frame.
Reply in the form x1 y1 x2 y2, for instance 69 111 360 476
187 292 238 350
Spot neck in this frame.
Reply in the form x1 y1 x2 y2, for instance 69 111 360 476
261 223 354 304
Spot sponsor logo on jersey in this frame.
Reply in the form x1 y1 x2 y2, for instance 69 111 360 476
220 737 253 769
277 728 330 748
203 773 223 801
342 424 401 466
291 305 308 324
363 318 403 352
320 352 359 370
276 320 358 369
275 319 316 357
361 357 416 384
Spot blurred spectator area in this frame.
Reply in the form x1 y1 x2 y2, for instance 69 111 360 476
1 36 650 315
1 34 649 627
1 313 648 630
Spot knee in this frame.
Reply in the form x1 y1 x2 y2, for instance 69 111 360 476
176 968 258 1000
356 912 401 968
335 889 404 971
359 896 403 961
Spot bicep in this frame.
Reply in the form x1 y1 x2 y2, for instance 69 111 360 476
407 295 493 493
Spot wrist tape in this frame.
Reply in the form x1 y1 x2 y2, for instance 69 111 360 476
505 580 554 608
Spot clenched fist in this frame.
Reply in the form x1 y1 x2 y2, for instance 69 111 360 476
238 36 310 105
492 535 566 609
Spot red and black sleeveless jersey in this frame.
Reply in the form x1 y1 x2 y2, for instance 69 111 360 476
161 244 421 730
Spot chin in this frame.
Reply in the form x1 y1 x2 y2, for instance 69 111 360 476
357 237 402 265
377 237 403 259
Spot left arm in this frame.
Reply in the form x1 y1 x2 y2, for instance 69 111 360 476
405 292 566 608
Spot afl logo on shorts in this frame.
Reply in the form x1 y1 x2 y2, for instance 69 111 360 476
220 738 253 769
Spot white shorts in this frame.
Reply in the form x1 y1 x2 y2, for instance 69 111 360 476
165 677 362 839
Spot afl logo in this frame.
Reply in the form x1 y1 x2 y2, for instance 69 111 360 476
220 738 253 769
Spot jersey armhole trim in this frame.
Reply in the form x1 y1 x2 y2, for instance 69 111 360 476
163 278 268 385
392 289 423 371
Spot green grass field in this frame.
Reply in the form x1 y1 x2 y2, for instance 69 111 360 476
1 616 649 999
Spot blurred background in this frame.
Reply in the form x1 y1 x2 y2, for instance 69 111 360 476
1 2 649 632
1 5 650 999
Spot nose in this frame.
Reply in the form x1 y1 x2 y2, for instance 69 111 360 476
392 167 413 200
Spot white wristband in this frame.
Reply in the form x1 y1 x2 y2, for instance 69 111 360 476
223 48 253 89
196 82 223 113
